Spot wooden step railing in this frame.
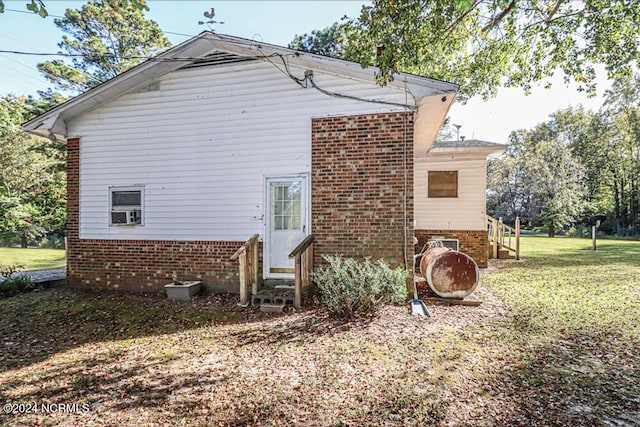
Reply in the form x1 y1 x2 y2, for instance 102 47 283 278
488 216 520 260
231 234 260 306
289 234 314 308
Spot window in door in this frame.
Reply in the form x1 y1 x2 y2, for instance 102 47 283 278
273 183 302 231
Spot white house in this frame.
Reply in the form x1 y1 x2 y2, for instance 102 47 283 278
415 139 507 267
23 32 501 302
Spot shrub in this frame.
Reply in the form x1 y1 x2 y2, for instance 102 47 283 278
37 233 66 249
0 265 34 297
312 255 409 319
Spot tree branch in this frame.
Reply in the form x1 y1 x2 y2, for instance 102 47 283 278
546 0 564 24
482 0 517 33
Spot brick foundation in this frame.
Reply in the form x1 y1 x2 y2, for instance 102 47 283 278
67 239 245 293
414 229 488 268
311 112 414 268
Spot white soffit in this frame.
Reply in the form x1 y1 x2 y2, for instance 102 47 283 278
414 93 457 156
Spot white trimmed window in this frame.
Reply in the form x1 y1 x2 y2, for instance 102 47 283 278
109 186 143 226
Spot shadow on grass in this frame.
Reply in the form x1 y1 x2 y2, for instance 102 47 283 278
478 327 640 426
0 290 450 426
231 306 379 347
0 287 244 372
0 338 450 426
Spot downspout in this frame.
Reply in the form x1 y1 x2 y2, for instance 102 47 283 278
402 84 410 270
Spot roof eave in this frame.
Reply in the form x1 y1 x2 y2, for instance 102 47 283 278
23 31 460 137
22 31 216 135
428 145 507 157
208 33 459 100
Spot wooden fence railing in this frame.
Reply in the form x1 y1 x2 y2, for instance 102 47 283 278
231 234 260 306
289 235 314 308
487 216 520 260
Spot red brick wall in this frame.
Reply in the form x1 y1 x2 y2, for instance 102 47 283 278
66 137 244 293
414 229 488 268
67 239 245 293
311 112 414 268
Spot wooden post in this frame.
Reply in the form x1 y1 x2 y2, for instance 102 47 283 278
492 218 499 259
289 235 313 308
294 254 302 308
251 238 259 295
515 216 520 260
307 243 313 293
592 225 597 251
231 234 261 306
301 251 308 292
239 251 248 305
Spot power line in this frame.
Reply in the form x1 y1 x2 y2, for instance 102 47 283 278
0 48 285 65
0 49 174 59
4 7 64 18
0 56 48 86
164 30 194 38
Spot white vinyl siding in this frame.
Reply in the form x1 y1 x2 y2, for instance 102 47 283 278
415 155 488 230
70 60 408 240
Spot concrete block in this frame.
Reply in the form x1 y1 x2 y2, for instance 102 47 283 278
260 303 285 313
165 281 202 300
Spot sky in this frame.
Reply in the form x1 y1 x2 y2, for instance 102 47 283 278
0 0 611 143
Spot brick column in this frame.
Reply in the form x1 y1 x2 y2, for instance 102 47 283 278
66 138 80 286
311 112 414 268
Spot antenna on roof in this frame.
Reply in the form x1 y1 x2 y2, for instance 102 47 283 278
198 7 225 32
453 124 462 141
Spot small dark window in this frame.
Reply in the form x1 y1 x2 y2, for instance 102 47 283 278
112 191 141 207
428 171 458 198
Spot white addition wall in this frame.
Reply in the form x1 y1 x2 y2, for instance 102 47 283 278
69 60 408 241
414 154 488 230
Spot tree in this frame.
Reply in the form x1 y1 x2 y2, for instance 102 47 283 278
600 74 640 235
289 22 352 59
295 1 640 101
0 0 147 18
0 95 65 247
570 74 640 235
37 1 171 93
522 137 587 237
488 111 587 236
487 145 528 225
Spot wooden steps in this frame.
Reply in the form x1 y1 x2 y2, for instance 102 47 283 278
498 249 515 259
488 216 520 260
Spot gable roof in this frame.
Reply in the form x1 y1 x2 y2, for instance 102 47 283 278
23 32 459 140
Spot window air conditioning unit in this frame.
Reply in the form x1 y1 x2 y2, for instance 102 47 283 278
111 210 141 225
428 238 459 251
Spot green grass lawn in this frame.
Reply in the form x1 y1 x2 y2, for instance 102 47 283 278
479 236 640 424
0 247 66 271
487 236 640 342
0 236 638 426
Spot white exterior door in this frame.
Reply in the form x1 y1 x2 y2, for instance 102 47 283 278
265 175 309 279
